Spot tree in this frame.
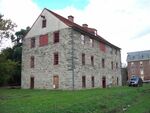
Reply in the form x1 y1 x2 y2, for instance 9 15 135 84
0 27 30 86
0 14 17 43
11 26 30 45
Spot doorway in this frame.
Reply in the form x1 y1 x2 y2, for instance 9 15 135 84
102 76 106 88
30 77 34 89
53 75 59 89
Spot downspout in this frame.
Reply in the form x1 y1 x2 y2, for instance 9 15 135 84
71 29 75 90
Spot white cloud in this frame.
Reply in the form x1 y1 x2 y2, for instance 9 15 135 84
55 0 150 64
0 0 150 64
0 0 41 30
0 0 41 50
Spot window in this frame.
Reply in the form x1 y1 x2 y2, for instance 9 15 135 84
81 35 85 45
39 34 48 46
116 63 118 69
140 61 143 66
102 58 105 68
82 76 86 88
91 56 94 66
31 37 35 48
91 76 94 87
90 39 94 47
110 47 113 54
131 62 134 65
42 19 46 28
140 68 144 75
82 53 85 65
54 52 59 65
99 42 106 52
53 31 59 43
115 49 117 55
111 61 113 70
30 56 34 68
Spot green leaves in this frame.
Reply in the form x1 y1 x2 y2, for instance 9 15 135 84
0 14 17 43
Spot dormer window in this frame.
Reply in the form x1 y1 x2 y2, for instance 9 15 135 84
42 19 46 28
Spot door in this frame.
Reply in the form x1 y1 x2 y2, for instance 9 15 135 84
102 76 106 88
30 77 34 89
53 75 59 89
91 76 94 87
82 76 86 88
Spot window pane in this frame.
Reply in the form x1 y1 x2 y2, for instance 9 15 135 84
54 31 59 43
42 19 46 28
31 37 35 48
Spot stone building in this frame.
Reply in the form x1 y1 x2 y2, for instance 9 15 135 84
21 8 122 90
127 50 150 82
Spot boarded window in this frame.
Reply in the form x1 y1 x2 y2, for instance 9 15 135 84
99 42 106 52
91 56 94 66
82 76 86 88
102 58 105 68
39 34 48 46
53 31 59 43
82 53 85 65
31 37 35 48
30 56 34 68
54 52 59 65
42 19 46 28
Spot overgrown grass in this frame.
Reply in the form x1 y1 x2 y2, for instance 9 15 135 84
0 84 150 113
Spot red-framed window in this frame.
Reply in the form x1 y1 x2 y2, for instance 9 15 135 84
54 52 59 65
39 34 48 46
53 31 59 43
42 19 46 28
99 42 106 52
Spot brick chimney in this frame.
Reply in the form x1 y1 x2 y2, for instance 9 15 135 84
68 15 74 22
82 24 88 28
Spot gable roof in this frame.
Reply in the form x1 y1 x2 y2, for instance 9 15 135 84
127 50 150 62
45 8 120 50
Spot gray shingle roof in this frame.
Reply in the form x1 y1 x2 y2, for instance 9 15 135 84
127 50 150 62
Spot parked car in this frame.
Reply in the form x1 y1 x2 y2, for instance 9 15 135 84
128 76 143 87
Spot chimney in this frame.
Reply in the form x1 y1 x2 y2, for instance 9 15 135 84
82 24 88 28
68 15 74 22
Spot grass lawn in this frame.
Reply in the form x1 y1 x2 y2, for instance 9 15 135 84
0 84 150 113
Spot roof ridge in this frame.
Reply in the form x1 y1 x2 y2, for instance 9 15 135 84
45 8 120 49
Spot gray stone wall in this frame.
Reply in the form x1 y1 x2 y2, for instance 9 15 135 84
71 29 122 89
22 28 74 89
22 28 122 90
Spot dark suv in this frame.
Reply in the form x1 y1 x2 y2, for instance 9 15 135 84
128 76 143 87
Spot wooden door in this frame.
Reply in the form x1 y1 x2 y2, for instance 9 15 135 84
53 76 59 89
30 77 34 89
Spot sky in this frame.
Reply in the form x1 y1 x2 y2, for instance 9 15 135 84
0 0 150 64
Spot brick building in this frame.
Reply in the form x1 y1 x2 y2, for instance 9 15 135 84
21 8 121 90
127 50 150 81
